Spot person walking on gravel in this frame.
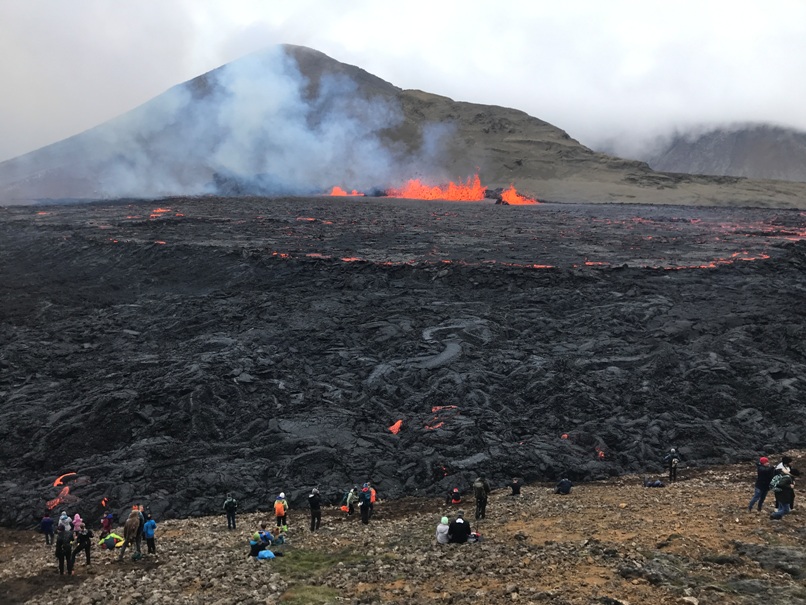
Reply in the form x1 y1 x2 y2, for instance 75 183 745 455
71 522 93 566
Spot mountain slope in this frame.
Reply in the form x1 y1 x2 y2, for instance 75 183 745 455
647 124 806 183
3 45 806 207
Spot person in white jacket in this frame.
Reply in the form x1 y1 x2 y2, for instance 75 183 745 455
435 516 450 544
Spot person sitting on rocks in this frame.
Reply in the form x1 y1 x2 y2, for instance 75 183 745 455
249 522 274 557
446 487 462 505
448 511 472 544
509 478 522 496
100 513 113 538
643 478 665 488
555 478 573 495
435 516 450 545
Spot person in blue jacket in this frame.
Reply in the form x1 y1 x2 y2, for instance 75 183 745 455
143 514 157 554
39 513 54 545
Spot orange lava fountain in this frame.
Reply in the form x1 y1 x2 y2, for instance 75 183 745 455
329 186 365 196
501 185 538 205
388 174 485 201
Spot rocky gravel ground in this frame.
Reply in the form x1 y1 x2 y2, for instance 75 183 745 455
3 462 806 604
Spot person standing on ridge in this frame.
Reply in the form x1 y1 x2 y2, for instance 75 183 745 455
663 448 682 483
308 488 322 532
223 493 238 530
274 492 289 531
472 476 491 520
748 456 775 512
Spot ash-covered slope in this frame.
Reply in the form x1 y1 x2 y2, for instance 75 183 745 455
647 124 806 183
1 198 805 526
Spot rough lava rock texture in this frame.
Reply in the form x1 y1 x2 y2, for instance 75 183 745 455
0 196 805 527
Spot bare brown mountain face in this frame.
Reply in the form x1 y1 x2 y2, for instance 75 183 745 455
1 196 805 528
2 45 806 207
647 124 806 183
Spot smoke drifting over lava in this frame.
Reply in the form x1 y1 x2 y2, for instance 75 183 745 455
2 46 453 199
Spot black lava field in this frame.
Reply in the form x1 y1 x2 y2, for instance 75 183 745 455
1 196 805 527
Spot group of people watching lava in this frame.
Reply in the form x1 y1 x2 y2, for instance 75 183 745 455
39 451 798 571
39 505 156 575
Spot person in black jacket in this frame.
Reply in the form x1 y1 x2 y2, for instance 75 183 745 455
308 488 322 532
472 477 491 520
555 478 573 494
663 448 682 483
748 456 776 512
54 527 74 575
71 523 93 566
448 511 472 544
223 493 238 530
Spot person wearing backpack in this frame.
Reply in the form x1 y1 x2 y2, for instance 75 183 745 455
770 471 795 519
345 487 358 516
54 525 74 575
358 483 373 524
274 493 289 531
223 493 238 530
663 448 682 483
473 477 491 520
748 457 776 512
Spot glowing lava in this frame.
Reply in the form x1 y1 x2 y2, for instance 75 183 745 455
329 186 365 196
388 174 486 201
53 472 77 487
501 185 538 205
389 419 403 434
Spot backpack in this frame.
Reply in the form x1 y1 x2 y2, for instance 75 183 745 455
225 498 237 512
274 500 286 516
770 473 791 492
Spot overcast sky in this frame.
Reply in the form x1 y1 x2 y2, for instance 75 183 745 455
2 0 805 163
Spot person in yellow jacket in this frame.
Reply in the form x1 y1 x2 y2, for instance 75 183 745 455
274 492 289 531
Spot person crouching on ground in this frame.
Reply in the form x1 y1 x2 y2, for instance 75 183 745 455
435 516 450 544
555 478 573 494
250 522 273 557
448 511 472 544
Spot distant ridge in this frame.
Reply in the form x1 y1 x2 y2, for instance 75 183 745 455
646 124 806 183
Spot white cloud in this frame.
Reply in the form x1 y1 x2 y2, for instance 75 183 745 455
2 0 806 162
